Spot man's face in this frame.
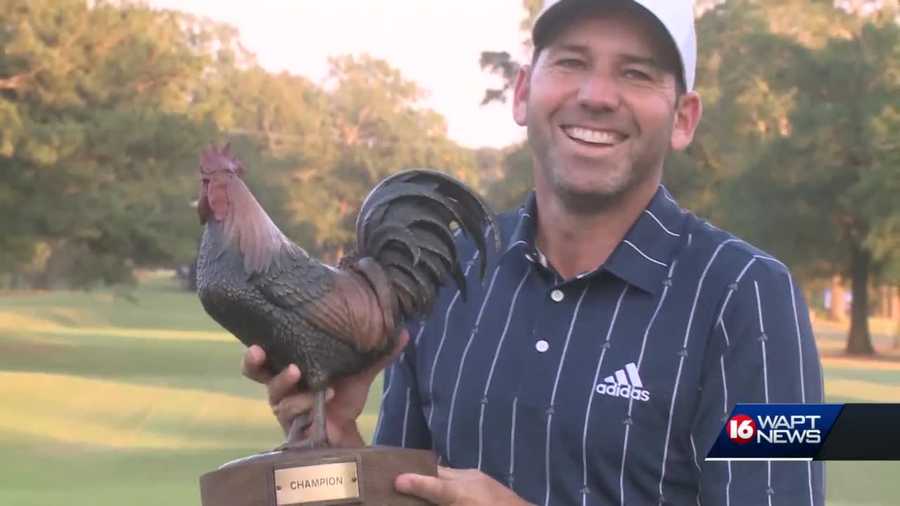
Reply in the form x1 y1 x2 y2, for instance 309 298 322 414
514 7 700 210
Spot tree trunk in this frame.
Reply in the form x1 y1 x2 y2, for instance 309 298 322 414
845 247 875 355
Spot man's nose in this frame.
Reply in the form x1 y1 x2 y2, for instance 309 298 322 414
577 72 621 112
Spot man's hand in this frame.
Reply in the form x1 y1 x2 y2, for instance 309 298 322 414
241 329 410 448
395 466 535 506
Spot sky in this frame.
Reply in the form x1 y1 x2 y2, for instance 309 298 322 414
147 0 531 149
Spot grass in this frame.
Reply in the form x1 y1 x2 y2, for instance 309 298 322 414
1 273 898 505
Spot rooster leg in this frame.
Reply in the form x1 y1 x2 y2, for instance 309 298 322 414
278 390 328 451
307 389 328 448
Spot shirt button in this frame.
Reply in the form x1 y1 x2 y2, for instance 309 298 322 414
550 289 564 302
535 340 550 353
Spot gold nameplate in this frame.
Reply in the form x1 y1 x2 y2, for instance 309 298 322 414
274 461 360 505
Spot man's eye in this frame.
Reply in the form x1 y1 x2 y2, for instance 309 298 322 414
557 58 585 68
624 69 652 80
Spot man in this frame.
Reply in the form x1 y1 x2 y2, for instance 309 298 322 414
244 0 825 504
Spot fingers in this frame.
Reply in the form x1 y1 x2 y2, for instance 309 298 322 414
241 345 272 383
390 328 411 358
395 472 457 505
267 364 301 406
271 389 313 432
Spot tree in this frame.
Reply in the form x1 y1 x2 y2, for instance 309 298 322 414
698 0 900 354
0 0 220 286
281 54 479 260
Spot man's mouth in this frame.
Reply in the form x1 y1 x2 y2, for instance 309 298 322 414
561 126 627 146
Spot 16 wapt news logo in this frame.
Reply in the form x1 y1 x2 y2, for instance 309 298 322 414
707 404 844 461
726 413 822 445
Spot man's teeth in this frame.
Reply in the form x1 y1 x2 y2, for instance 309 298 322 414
564 127 624 145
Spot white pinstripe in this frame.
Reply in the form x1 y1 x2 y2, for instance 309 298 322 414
401 387 411 447
786 275 806 400
478 268 531 470
414 320 427 346
753 280 770 402
716 256 758 350
662 189 678 204
373 324 427 444
446 265 502 463
372 371 392 443
753 280 773 506
427 251 479 429
622 261 677 506
644 209 681 237
762 257 815 506
508 396 519 490
719 355 729 414
718 319 731 347
658 239 739 501
623 239 668 267
544 283 591 506
581 285 629 506
726 461 733 506
714 256 760 505
716 258 757 325
690 434 702 506
754 256 809 404
720 354 732 506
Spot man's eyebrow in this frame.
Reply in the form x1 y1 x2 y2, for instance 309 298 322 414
619 54 664 68
546 47 666 69
547 44 591 56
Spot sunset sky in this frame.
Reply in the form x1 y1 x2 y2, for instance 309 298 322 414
148 0 532 149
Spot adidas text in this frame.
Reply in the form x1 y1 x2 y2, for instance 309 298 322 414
596 362 651 402
595 382 650 402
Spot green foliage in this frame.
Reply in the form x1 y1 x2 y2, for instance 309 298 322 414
484 143 534 213
686 0 900 353
0 0 218 286
286 54 479 257
0 0 480 286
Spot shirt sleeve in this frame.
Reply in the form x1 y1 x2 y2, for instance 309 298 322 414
371 322 432 450
690 259 825 506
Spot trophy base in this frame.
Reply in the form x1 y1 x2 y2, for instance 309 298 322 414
199 446 437 506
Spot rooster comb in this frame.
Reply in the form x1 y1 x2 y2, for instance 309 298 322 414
200 142 244 176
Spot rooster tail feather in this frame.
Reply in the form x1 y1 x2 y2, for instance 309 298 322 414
355 169 500 321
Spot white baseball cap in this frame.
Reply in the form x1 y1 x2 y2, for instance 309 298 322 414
532 0 697 91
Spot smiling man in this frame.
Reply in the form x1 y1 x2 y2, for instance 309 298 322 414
245 1 825 505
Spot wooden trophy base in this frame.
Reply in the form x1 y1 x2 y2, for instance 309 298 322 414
199 446 437 506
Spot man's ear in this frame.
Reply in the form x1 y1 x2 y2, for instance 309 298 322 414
513 65 532 126
670 91 703 151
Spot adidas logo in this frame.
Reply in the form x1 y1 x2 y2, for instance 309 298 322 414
595 362 650 402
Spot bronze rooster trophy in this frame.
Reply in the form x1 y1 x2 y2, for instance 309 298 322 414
195 143 500 506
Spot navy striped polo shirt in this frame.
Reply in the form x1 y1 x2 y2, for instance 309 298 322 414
374 186 824 506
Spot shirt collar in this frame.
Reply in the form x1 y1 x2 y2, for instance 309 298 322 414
501 186 688 294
